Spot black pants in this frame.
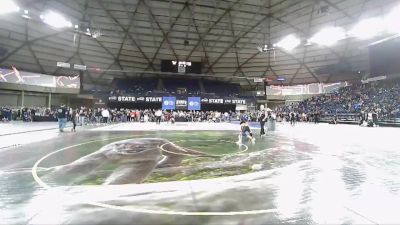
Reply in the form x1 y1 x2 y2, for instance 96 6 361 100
260 121 266 135
103 117 108 123
72 122 76 131
156 116 161 124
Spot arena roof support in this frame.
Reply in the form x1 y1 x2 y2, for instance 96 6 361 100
187 1 214 74
97 0 156 71
184 0 241 63
289 0 316 85
141 0 179 61
145 2 188 71
25 20 45 74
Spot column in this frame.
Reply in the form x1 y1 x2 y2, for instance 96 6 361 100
21 90 25 107
48 92 52 108
157 77 163 91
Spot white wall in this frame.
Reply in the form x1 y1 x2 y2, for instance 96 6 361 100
0 92 19 106
24 95 47 107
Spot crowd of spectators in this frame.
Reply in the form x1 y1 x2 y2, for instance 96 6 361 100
6 80 399 124
1 105 248 124
0 106 57 122
276 80 400 120
79 108 237 124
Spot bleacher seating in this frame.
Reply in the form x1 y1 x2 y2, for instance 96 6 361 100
203 80 240 97
277 79 400 119
113 78 158 95
163 78 200 95
110 78 242 98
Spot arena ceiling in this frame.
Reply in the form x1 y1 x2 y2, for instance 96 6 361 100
0 0 399 87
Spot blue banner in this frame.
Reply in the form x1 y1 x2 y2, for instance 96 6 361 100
162 96 176 110
188 97 201 110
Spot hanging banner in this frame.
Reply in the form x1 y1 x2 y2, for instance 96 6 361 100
109 95 246 106
109 96 162 103
144 97 162 102
207 98 224 104
162 96 176 110
116 96 136 102
232 99 246 105
188 97 201 110
176 98 188 110
0 67 80 89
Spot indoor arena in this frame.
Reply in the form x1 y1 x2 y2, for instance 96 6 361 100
1 0 400 224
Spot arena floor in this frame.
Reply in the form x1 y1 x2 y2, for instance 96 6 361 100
0 122 399 225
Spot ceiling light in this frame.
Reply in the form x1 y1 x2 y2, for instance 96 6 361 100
0 0 20 15
24 10 28 14
349 18 385 39
276 34 301 51
309 27 346 46
384 5 400 34
41 11 72 28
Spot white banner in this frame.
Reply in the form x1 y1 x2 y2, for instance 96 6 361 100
265 82 347 96
361 76 386 84
0 67 80 89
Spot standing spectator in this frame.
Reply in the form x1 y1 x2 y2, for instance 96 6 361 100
224 112 229 122
95 108 101 125
130 110 136 122
259 110 267 136
79 107 86 126
135 110 140 122
71 109 77 132
101 108 109 124
56 104 68 132
290 112 296 126
155 109 162 124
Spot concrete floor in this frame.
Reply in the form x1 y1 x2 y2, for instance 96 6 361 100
0 122 399 224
